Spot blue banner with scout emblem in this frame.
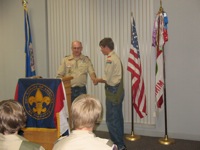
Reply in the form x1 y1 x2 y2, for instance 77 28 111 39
15 78 69 136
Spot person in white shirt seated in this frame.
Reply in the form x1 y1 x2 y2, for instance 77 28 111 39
0 99 45 150
53 94 117 150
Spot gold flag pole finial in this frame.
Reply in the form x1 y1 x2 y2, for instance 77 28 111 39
22 0 28 10
159 0 163 13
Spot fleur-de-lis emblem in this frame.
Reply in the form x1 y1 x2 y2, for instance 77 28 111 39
28 88 51 115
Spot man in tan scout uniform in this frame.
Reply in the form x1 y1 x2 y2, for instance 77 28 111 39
57 41 96 101
94 38 126 150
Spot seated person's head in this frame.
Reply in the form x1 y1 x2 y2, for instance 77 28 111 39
0 99 27 134
71 94 102 130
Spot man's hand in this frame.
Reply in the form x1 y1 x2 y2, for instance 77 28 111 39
93 78 98 85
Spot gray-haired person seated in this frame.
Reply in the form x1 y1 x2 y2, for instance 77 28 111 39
0 99 45 150
53 94 117 150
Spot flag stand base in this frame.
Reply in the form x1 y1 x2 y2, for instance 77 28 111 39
125 131 141 141
159 135 175 145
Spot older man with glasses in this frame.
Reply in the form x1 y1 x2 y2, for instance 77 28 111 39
57 40 97 102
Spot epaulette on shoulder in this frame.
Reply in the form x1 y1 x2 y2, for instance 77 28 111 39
82 55 89 59
65 55 70 57
80 56 90 62
84 56 91 60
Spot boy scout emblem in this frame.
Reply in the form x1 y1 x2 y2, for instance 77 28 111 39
23 83 54 120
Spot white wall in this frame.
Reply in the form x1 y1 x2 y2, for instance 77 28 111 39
0 0 48 100
0 0 200 141
0 0 24 99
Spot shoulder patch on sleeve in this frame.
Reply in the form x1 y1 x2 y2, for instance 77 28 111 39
106 60 112 64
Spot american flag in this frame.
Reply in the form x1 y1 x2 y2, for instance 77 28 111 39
127 17 147 118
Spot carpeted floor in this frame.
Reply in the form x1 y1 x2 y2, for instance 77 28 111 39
94 131 200 150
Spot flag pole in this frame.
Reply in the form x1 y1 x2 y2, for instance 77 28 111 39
126 12 140 142
157 0 175 145
126 75 140 141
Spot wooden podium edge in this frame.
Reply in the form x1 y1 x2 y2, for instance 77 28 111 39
62 76 73 129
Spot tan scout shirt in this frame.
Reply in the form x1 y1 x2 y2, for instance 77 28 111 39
53 130 117 150
103 51 122 86
0 133 45 150
57 54 95 87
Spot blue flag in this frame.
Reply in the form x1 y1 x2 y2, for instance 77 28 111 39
24 10 36 77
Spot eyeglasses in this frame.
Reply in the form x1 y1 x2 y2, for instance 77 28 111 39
72 47 82 50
